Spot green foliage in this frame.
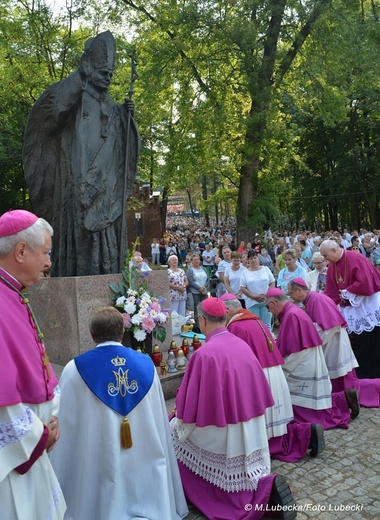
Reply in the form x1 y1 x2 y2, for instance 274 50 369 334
1 0 379 232
0 1 91 213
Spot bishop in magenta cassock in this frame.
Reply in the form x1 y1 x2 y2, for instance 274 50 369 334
170 297 297 520
0 209 66 519
222 293 324 462
288 278 358 393
265 289 360 430
320 240 380 407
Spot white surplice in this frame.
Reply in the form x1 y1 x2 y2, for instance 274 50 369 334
282 345 332 410
0 394 66 520
50 361 188 520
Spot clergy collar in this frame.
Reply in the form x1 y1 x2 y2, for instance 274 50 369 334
0 267 23 291
278 300 292 322
206 326 228 342
303 290 311 305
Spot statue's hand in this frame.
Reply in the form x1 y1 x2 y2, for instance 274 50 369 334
123 99 135 112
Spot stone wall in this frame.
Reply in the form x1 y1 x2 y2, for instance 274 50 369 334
27 270 172 366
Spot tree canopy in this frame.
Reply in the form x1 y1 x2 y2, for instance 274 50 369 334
0 0 379 233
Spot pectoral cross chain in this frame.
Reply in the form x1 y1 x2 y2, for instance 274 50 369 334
43 351 51 377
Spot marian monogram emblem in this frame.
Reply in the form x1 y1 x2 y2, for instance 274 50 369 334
108 356 138 397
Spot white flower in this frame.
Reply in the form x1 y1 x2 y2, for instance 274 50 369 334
157 312 167 324
131 314 143 325
134 329 146 341
140 292 151 300
139 300 149 309
127 289 137 297
149 309 159 318
116 296 126 307
124 302 137 315
139 308 149 318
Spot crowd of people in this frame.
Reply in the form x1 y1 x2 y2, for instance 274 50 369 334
1 208 379 520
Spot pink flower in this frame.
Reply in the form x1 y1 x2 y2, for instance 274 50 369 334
122 313 132 328
141 316 156 333
150 301 161 312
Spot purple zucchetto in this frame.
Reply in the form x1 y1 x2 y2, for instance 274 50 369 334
219 293 238 302
291 278 308 288
265 288 285 298
0 210 38 238
202 297 227 317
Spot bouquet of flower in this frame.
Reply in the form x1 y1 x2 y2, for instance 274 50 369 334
114 287 169 342
110 242 169 343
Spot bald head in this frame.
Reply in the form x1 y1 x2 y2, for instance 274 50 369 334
320 240 343 263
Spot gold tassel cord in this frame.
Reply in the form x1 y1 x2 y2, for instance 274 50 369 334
121 417 133 449
257 320 274 351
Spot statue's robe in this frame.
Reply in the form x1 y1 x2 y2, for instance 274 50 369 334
23 70 139 276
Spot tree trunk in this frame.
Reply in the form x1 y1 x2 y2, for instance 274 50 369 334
202 175 210 227
160 185 168 233
186 189 195 219
237 152 259 241
213 175 219 226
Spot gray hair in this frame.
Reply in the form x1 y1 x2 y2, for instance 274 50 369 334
224 299 242 311
312 252 324 262
0 218 53 257
168 254 179 263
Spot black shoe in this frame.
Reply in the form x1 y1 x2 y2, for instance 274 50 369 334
308 423 325 457
268 474 297 519
345 389 360 420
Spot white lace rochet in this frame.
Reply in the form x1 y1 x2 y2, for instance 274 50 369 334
171 416 271 492
340 291 380 334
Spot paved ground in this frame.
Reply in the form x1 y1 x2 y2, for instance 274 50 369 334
52 364 379 519
165 397 379 519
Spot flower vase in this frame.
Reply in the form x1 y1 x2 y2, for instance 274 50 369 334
123 331 153 356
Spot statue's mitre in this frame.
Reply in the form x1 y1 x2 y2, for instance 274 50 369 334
84 30 116 71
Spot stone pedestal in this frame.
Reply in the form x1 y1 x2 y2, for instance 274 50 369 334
27 270 172 366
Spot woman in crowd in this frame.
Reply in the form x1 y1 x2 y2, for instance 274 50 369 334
166 240 178 261
359 233 378 263
275 245 286 274
276 248 308 295
186 254 210 324
167 255 188 317
151 238 160 265
224 251 247 298
239 250 275 330
159 238 167 265
306 252 327 292
258 245 274 273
